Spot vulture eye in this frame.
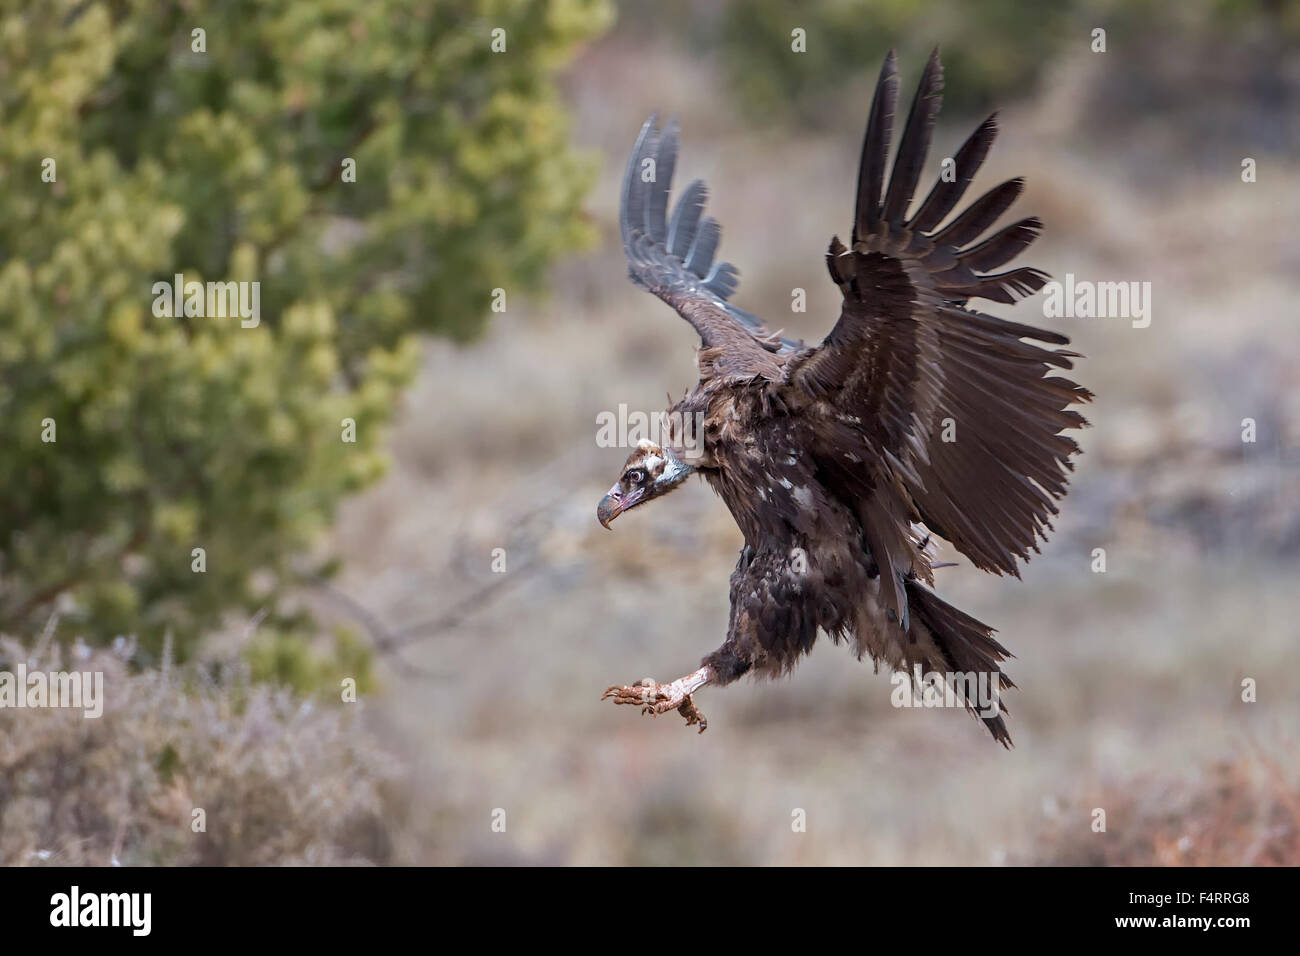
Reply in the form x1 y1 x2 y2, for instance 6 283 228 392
626 469 644 485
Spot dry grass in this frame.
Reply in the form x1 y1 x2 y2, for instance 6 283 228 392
1027 750 1300 866
0 635 406 866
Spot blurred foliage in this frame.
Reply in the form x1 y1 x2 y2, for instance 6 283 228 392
718 0 1073 124
1027 753 1300 865
0 0 611 664
246 625 374 698
716 0 1298 125
0 636 405 865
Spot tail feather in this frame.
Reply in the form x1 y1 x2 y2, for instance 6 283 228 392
906 578 1015 748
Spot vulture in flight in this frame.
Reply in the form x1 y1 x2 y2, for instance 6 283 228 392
596 50 1091 745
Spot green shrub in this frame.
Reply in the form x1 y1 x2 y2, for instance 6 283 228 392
0 0 611 661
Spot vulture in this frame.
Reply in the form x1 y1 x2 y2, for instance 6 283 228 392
596 50 1091 746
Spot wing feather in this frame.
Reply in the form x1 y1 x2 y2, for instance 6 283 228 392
666 179 707 258
908 113 998 233
787 50 1091 619
854 51 900 240
620 115 799 381
882 47 943 227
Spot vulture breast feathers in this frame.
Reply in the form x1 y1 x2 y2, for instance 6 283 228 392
607 49 1092 746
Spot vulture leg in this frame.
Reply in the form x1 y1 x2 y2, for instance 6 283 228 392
601 665 713 733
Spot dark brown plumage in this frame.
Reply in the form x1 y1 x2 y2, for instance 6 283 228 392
597 50 1092 746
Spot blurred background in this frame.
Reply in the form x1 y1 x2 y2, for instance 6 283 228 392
1 0 1297 865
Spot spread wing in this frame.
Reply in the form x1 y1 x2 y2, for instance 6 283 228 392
620 115 798 382
788 49 1093 620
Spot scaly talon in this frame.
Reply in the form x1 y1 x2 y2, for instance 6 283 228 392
600 667 713 733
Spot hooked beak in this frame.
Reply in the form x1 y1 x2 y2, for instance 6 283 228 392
597 483 641 529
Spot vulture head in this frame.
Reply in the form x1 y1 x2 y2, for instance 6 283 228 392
597 439 694 528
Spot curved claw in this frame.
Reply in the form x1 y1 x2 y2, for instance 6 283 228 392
600 677 708 732
601 678 658 706
678 695 708 733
